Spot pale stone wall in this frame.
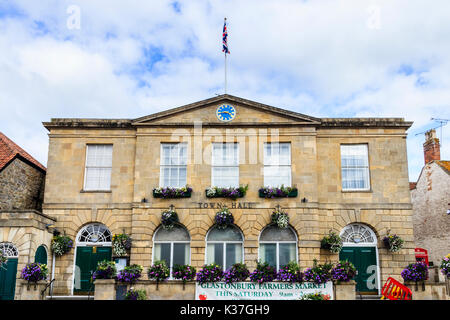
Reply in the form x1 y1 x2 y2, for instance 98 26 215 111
41 102 415 296
0 210 55 299
411 162 450 264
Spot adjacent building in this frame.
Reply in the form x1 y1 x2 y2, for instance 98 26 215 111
0 132 54 300
38 94 416 297
410 129 450 265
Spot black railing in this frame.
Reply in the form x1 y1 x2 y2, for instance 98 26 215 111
41 279 55 300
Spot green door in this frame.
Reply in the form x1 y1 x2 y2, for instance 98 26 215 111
35 246 48 265
74 246 112 294
340 246 378 293
0 258 18 300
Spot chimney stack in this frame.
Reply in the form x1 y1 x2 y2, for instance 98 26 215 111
423 129 440 164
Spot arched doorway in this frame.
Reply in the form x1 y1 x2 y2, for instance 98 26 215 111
339 224 380 294
0 242 19 300
73 223 112 294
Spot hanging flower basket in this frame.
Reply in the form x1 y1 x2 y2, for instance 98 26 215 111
271 209 289 229
51 235 73 257
205 185 248 200
112 234 132 257
320 230 343 253
383 233 404 252
161 209 179 230
258 185 298 198
153 186 192 199
440 254 450 279
214 207 234 229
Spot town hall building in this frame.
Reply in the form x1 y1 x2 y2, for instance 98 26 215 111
2 94 416 299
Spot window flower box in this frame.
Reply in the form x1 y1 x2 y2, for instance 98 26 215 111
258 186 298 198
153 186 192 199
205 185 248 200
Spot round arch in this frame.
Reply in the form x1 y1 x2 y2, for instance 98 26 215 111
258 225 298 271
205 224 244 271
339 223 380 294
76 223 112 246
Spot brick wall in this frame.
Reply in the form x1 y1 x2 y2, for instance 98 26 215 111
0 158 45 211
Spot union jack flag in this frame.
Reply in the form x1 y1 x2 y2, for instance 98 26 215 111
222 18 229 54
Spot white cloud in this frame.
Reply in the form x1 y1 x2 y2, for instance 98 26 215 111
0 0 449 182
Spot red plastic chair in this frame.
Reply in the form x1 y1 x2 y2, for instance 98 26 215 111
380 277 412 300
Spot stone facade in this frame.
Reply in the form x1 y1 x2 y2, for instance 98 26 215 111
41 94 416 296
0 158 46 211
411 161 450 264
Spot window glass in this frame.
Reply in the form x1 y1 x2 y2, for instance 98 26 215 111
206 225 243 270
84 145 113 190
341 144 370 190
160 143 187 187
211 143 239 187
263 143 291 187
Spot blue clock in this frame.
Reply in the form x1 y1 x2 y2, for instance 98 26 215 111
216 104 236 122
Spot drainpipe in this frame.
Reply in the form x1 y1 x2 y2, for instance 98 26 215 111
51 252 55 294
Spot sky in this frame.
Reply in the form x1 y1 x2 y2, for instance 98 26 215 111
0 0 449 182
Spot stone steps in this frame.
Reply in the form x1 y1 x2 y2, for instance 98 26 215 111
46 295 94 300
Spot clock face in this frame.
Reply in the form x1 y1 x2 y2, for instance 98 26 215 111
216 104 236 122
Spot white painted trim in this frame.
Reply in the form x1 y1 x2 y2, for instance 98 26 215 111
204 225 245 270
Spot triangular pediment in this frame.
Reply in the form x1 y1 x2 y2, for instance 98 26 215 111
133 94 320 126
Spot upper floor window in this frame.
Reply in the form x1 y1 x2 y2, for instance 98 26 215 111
263 143 291 187
340 144 370 191
84 144 113 191
160 143 187 188
211 143 239 187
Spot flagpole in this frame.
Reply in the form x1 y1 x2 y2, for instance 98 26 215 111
224 17 227 94
225 51 227 94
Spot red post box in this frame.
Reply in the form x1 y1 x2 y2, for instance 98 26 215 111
415 248 429 266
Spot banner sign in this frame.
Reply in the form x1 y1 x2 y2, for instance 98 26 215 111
195 281 334 300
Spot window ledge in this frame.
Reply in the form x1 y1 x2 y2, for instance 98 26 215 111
80 190 112 193
341 189 372 193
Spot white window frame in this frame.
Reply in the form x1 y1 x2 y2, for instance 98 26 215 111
83 144 113 191
152 226 191 280
340 144 371 191
263 142 292 187
211 143 239 188
258 225 298 271
159 143 188 188
205 226 244 271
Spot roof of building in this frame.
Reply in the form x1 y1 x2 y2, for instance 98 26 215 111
0 132 46 172
43 94 414 130
436 160 450 175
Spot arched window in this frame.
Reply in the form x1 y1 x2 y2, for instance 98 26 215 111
340 224 377 245
206 225 243 270
0 242 18 258
35 245 48 265
76 223 112 246
153 225 190 274
259 225 297 270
